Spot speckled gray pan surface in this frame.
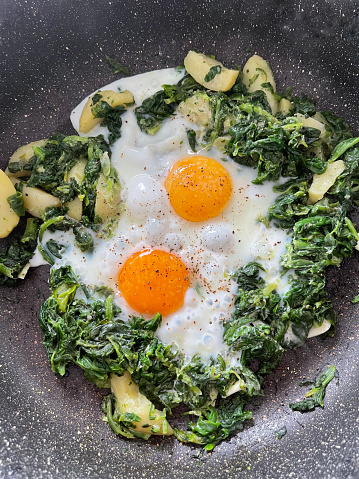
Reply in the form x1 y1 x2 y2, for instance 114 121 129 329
0 0 358 478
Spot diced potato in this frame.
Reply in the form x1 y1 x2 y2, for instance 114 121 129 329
8 140 46 178
308 160 346 204
0 170 20 238
242 55 278 115
65 197 82 221
10 178 61 218
213 136 230 151
313 111 329 127
79 89 134 133
279 98 292 115
94 173 122 223
307 319 331 338
62 158 87 221
184 51 239 92
295 113 326 139
177 93 212 127
66 158 87 184
111 372 173 435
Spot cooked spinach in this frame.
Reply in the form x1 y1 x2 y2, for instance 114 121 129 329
135 74 203 134
91 94 130 145
289 365 337 412
274 426 287 439
7 189 25 217
204 65 222 83
105 55 130 76
187 129 197 151
0 218 40 286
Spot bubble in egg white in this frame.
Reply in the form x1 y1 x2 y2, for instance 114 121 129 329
200 224 234 253
125 174 168 221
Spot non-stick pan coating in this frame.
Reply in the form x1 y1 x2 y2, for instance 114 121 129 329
0 1 358 477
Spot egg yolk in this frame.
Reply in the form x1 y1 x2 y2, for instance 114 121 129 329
164 156 232 222
118 249 190 316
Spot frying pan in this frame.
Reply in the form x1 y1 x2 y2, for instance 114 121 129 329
1 1 358 477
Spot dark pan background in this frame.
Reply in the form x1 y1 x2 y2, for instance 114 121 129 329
0 1 358 478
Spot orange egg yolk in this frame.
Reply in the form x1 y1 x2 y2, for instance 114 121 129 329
118 249 190 316
164 156 233 222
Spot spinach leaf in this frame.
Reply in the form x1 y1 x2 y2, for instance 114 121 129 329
289 365 337 412
187 129 197 151
7 190 25 216
204 65 222 83
91 95 130 145
135 74 203 134
105 55 130 76
0 218 40 286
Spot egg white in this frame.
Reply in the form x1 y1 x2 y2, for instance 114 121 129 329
37 68 290 360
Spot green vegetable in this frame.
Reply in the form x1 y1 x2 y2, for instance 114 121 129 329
135 74 203 134
105 55 130 76
7 189 25 217
289 365 337 412
0 218 40 286
274 426 287 439
91 95 130 145
187 129 197 151
204 65 222 83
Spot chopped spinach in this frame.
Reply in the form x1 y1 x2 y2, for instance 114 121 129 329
0 218 40 286
289 365 337 412
7 189 25 217
204 65 222 83
135 74 203 134
105 55 130 76
91 94 131 145
187 129 197 151
274 426 287 439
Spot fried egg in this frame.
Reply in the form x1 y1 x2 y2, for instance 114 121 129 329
35 68 289 360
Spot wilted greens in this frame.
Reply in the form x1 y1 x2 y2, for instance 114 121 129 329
2 54 358 450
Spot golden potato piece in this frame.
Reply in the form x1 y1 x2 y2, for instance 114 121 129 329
295 113 326 139
8 140 46 178
177 93 212 127
184 51 239 92
279 98 292 115
242 55 278 115
65 197 82 221
9 177 61 218
111 372 173 436
66 158 87 184
0 170 20 238
308 160 345 204
79 89 134 133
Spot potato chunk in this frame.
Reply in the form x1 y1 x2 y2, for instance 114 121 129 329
308 160 345 204
242 55 278 115
79 89 134 133
65 197 82 221
279 98 292 115
177 93 212 127
111 372 173 435
8 140 46 178
66 158 87 184
184 51 239 92
0 170 20 238
10 177 61 218
63 158 87 221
